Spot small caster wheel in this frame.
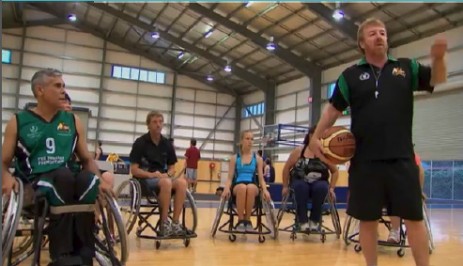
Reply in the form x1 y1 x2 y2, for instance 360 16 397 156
354 244 362 252
258 235 265 243
397 249 405 257
229 234 236 242
321 234 326 243
155 241 161 250
184 238 190 247
290 233 296 241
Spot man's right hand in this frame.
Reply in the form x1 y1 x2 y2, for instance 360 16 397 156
308 137 329 163
2 174 18 197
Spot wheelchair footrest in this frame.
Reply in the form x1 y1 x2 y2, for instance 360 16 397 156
50 204 95 215
153 231 198 240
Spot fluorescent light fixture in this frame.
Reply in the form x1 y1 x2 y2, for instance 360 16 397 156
205 30 213 38
206 74 214 81
332 9 344 20
266 36 276 51
177 52 184 59
67 14 77 22
151 31 160 39
224 64 231 72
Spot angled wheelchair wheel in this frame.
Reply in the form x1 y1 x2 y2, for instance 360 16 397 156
211 197 226 238
9 217 35 266
262 197 278 239
329 197 342 238
422 202 434 252
184 190 198 233
276 194 290 227
115 179 141 235
2 178 24 265
343 215 359 246
95 192 129 266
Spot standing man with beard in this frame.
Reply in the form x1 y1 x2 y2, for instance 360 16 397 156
309 18 447 266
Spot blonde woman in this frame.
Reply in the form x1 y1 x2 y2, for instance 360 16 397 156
222 130 271 232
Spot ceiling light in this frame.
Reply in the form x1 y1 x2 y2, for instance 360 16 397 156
332 9 344 20
224 64 231 72
266 36 276 51
206 74 214 81
67 14 77 22
151 31 160 39
177 52 184 59
205 30 213 38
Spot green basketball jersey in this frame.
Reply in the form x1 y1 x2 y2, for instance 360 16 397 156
15 110 78 180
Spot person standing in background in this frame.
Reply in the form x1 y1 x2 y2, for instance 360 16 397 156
185 138 201 193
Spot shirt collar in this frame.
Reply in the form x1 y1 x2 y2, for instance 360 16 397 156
357 54 397 66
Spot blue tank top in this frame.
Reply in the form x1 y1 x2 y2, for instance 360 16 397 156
234 153 257 184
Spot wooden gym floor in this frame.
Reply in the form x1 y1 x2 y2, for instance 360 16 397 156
22 182 463 265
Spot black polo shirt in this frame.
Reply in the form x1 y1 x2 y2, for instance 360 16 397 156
129 133 177 175
329 55 433 161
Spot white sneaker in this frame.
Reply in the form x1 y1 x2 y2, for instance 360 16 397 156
300 222 310 231
387 229 400 243
309 220 320 231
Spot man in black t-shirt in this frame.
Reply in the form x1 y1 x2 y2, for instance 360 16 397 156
309 18 447 266
129 111 187 236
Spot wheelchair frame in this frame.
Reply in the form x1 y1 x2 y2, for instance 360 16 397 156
210 191 278 243
342 202 434 257
276 187 342 243
2 178 128 266
115 178 198 250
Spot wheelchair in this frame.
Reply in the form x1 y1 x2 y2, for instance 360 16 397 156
115 177 198 249
210 187 278 243
276 187 342 243
343 201 435 257
2 177 128 266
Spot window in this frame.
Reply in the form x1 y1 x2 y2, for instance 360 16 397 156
112 65 122 78
111 64 166 84
242 101 265 118
2 49 12 64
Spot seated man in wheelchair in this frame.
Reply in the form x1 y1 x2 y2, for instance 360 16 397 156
282 125 339 231
129 111 188 236
221 130 271 232
1 68 112 265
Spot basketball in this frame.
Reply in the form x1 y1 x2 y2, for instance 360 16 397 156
321 126 356 164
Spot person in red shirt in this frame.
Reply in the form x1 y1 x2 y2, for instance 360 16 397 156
185 139 201 193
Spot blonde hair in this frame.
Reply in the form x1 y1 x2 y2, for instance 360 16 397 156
239 130 253 153
357 18 386 54
146 111 164 125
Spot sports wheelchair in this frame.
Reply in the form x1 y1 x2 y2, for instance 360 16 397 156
115 176 198 249
343 202 434 257
210 187 278 243
2 177 128 266
276 187 342 243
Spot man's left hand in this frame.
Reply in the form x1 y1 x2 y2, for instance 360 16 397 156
431 37 447 59
99 180 114 197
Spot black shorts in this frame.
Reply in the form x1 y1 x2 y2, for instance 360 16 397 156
347 158 423 221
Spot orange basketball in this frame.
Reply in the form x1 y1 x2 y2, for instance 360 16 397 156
321 126 356 164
